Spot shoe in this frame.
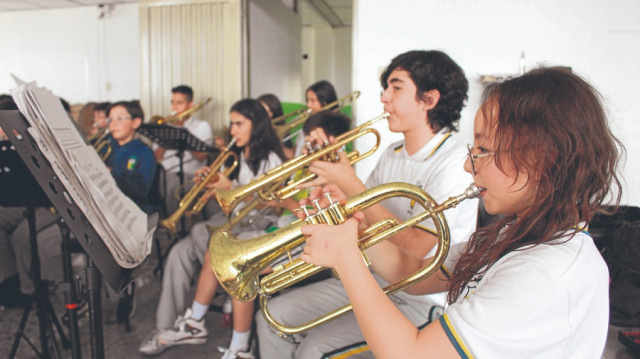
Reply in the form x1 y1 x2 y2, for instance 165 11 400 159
157 308 208 346
139 329 171 355
218 346 255 359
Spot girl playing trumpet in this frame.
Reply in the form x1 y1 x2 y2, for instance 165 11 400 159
300 67 623 358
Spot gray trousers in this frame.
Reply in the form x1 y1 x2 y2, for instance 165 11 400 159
0 206 26 283
256 275 434 359
10 208 63 295
155 210 275 330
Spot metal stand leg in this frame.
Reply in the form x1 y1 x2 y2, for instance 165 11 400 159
8 206 69 359
59 221 82 359
86 258 104 359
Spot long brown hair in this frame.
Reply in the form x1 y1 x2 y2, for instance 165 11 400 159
448 67 624 303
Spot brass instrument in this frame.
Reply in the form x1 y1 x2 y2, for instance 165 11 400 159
214 112 389 215
272 107 310 125
209 182 480 335
150 97 212 125
88 126 112 161
274 91 361 139
206 180 284 237
160 138 238 234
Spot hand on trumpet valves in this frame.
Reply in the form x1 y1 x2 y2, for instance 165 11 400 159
296 147 353 191
295 184 347 219
305 127 332 149
300 212 365 271
193 166 211 183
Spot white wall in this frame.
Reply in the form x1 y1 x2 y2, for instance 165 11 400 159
0 4 140 105
353 0 640 206
299 0 353 102
248 0 302 101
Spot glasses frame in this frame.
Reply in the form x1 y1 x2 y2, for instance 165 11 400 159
107 116 132 123
467 144 495 176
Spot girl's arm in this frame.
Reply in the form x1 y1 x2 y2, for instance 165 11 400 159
301 220 459 358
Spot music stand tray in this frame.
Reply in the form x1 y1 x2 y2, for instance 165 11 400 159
138 123 215 154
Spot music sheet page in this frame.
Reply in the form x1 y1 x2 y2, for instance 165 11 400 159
10 77 155 268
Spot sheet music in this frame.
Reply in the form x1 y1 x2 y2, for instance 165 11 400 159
10 76 155 268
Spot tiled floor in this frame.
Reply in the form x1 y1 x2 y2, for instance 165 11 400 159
0 251 637 359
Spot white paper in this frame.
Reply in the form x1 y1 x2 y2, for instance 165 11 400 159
10 76 154 268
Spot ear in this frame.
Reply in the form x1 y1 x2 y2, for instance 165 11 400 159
420 89 441 111
132 117 142 129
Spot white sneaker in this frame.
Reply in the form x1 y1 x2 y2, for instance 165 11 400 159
139 329 171 355
158 308 208 347
218 346 255 359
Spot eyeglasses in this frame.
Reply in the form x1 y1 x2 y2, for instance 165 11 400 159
467 144 495 176
107 116 132 123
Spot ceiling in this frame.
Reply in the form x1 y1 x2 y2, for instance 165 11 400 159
0 0 136 12
0 0 352 26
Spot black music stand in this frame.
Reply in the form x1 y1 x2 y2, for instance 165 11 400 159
138 124 216 273
1 111 147 359
0 140 73 359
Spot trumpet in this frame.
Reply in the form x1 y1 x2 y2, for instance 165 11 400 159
274 91 360 139
214 112 389 215
150 97 212 125
88 126 112 161
159 138 238 234
209 182 481 335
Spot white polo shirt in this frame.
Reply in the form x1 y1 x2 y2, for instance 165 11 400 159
366 129 478 308
160 116 213 174
441 230 609 358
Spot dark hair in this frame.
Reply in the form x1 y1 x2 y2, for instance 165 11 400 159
94 102 111 113
448 67 624 303
172 85 194 103
257 94 284 119
306 80 338 108
380 50 468 133
0 94 18 110
303 111 351 137
229 98 285 177
108 100 145 122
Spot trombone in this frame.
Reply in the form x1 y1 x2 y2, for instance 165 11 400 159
272 107 310 126
149 97 212 125
274 91 360 139
209 182 481 335
214 112 389 215
159 138 238 234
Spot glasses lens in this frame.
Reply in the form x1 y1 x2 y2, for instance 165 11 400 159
467 144 476 176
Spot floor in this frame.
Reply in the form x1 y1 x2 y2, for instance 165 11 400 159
0 250 233 359
0 247 638 359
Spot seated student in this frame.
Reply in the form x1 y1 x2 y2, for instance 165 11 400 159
0 95 28 306
104 100 157 212
90 102 111 137
256 50 477 359
139 98 286 356
154 85 213 215
299 67 622 358
8 100 156 299
306 80 338 112
76 102 97 138
143 110 350 359
257 93 294 159
287 81 339 158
